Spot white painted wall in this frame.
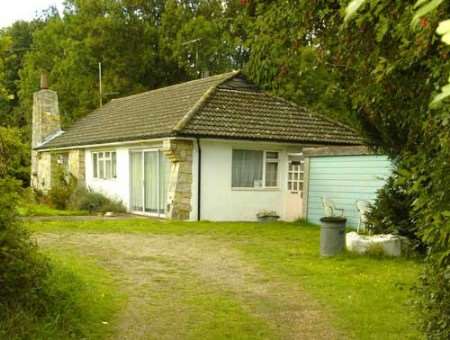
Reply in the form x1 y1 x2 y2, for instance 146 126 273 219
85 146 131 209
84 141 164 211
197 139 303 221
83 138 305 221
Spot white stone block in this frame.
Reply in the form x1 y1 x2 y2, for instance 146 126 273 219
346 232 406 257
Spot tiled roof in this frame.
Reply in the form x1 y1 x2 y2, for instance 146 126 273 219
38 71 361 149
180 87 361 144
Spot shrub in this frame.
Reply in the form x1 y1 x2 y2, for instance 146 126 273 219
69 187 126 214
48 166 77 210
0 127 30 185
416 259 450 340
0 178 50 311
367 175 423 251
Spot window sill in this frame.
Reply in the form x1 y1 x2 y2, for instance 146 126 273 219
231 187 280 192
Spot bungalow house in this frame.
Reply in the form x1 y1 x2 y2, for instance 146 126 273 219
31 71 362 221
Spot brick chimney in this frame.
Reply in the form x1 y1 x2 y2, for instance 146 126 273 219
31 72 61 148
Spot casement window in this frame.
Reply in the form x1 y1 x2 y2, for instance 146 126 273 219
92 151 117 179
232 150 279 188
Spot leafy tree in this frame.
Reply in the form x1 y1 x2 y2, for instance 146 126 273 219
345 0 450 337
0 127 29 185
0 21 43 128
0 127 49 315
240 1 356 126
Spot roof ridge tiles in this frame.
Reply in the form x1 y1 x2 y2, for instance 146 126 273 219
173 71 240 133
111 71 239 103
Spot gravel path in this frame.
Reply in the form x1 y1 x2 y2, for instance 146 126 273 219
37 231 340 340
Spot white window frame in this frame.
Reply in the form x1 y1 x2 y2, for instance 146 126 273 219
92 151 117 180
231 149 280 190
287 158 305 197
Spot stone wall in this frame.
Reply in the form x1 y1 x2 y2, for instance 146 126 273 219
31 86 62 192
162 139 193 220
31 151 53 192
68 149 86 185
31 90 61 148
31 149 86 193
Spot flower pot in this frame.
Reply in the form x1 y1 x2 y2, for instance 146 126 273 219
257 215 280 223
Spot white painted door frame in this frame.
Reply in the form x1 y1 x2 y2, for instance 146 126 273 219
129 148 165 218
285 153 305 221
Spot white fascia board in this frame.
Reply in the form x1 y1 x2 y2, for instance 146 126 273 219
36 136 196 152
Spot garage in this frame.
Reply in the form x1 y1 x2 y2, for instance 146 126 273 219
304 146 392 227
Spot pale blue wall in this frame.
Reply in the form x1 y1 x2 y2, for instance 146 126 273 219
306 155 392 227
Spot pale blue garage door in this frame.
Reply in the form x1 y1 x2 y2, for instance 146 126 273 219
306 155 392 227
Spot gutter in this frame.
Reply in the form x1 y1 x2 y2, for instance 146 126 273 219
196 137 202 221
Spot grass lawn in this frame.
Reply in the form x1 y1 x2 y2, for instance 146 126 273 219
27 219 423 339
0 250 123 340
17 203 89 217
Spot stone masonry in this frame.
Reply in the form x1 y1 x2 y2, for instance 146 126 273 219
162 139 193 220
31 76 85 192
68 149 86 185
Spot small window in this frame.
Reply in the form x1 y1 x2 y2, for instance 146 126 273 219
265 152 279 187
232 150 279 189
93 153 98 177
93 151 117 180
288 158 305 197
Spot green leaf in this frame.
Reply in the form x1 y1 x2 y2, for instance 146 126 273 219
430 84 450 108
344 0 367 22
442 32 450 45
436 19 450 35
411 0 444 28
414 0 431 9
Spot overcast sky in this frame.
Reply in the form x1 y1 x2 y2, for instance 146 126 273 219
0 0 64 28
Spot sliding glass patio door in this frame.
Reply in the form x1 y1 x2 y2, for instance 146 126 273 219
130 150 170 216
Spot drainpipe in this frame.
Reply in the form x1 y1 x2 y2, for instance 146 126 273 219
196 137 202 221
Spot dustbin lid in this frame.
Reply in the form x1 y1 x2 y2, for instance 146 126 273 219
320 216 347 223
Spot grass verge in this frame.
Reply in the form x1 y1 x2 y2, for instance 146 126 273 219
27 219 422 339
0 249 123 340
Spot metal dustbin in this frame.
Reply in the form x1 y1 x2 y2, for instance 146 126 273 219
320 216 347 256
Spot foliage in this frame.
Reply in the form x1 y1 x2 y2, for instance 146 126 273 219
0 126 49 317
344 0 450 337
16 0 242 130
367 176 421 250
47 165 78 210
242 1 355 125
0 251 123 340
0 20 43 128
416 259 450 339
0 126 30 184
69 186 126 214
400 114 450 338
0 178 49 311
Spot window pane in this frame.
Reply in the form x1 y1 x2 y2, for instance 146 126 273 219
99 159 105 179
232 150 263 187
130 152 143 211
93 153 98 178
266 152 278 160
159 152 170 214
265 162 278 187
112 152 117 178
105 160 112 179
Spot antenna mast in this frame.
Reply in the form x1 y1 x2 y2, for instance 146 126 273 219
98 62 103 107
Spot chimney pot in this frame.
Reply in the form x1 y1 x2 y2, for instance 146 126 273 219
40 72 49 90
